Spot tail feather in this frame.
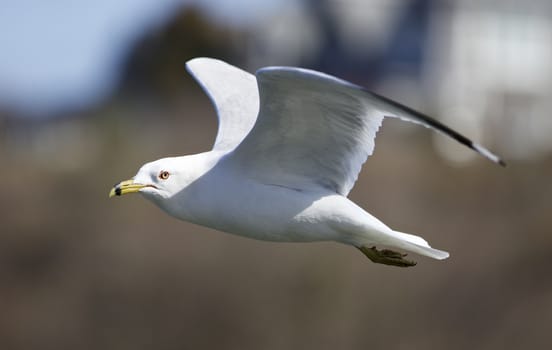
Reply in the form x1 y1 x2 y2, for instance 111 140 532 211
393 230 430 247
391 230 450 260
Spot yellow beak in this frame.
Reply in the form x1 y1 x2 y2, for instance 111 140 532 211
109 179 147 198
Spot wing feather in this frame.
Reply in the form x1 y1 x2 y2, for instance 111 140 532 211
228 66 504 196
230 67 384 195
186 58 259 151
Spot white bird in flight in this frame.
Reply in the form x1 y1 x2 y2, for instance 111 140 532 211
110 57 504 267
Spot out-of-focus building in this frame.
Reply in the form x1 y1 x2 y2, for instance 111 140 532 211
249 0 552 163
428 1 552 162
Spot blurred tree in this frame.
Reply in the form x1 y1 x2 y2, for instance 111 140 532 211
118 7 246 103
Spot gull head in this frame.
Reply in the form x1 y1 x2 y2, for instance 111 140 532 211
109 157 184 202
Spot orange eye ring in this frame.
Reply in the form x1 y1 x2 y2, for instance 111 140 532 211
158 171 170 180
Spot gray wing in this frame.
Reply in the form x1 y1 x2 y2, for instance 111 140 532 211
186 57 259 151
228 67 504 196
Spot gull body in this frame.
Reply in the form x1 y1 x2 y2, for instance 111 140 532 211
111 57 504 267
138 153 389 246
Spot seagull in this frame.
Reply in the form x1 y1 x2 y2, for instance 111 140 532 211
110 57 504 267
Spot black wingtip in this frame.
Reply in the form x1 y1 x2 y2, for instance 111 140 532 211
372 93 506 168
470 142 506 167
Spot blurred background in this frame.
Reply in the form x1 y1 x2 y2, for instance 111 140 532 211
1 0 551 349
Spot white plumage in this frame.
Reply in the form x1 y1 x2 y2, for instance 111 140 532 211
110 57 504 267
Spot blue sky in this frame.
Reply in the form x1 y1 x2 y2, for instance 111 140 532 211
0 0 287 117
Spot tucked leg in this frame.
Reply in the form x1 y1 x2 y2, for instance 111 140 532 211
358 246 417 267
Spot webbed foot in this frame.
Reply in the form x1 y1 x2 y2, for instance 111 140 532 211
358 246 417 268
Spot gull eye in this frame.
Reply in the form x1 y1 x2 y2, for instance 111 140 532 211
158 170 170 180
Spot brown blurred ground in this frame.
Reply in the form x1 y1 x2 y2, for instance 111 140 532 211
1 94 551 349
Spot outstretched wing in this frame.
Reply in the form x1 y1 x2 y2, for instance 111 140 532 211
186 58 259 152
229 67 504 196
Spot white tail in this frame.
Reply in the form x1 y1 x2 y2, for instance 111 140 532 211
390 230 450 260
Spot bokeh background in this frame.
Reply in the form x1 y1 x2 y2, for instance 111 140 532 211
1 0 551 349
